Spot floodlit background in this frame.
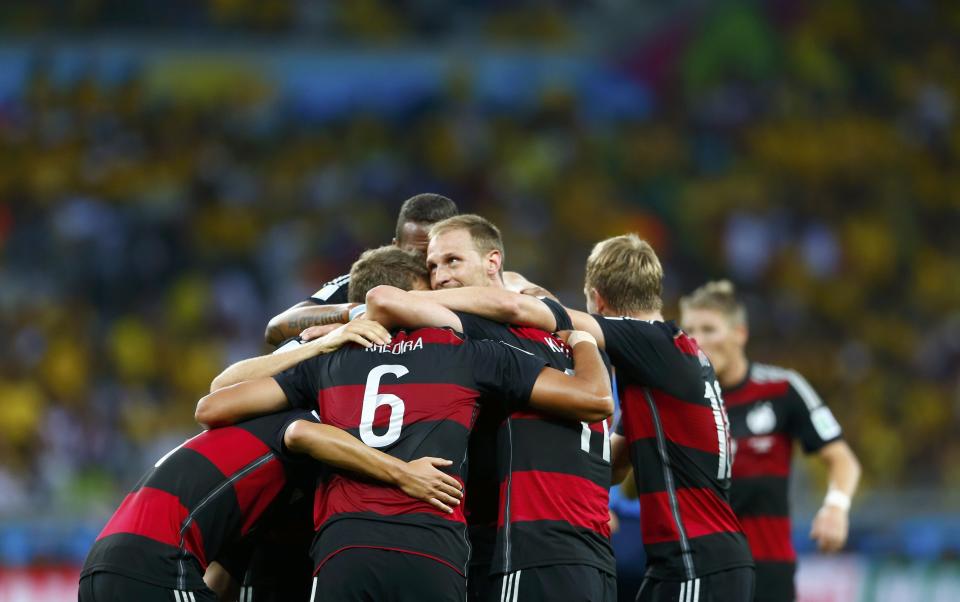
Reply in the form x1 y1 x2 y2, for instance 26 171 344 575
1 1 958 600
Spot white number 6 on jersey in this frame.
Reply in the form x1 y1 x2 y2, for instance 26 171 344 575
359 365 409 448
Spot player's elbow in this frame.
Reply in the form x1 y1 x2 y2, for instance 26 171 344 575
577 392 614 423
195 392 226 429
264 317 285 346
365 285 403 321
283 419 307 453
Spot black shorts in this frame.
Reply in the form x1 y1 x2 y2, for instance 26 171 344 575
311 548 466 602
468 563 496 602
489 565 617 602
753 561 795 602
635 567 754 602
79 572 218 602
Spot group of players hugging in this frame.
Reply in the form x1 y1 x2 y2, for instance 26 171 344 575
80 194 859 602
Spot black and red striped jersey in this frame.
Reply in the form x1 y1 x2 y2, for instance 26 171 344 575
722 363 843 568
455 307 615 578
596 316 752 581
272 327 548 577
81 410 317 591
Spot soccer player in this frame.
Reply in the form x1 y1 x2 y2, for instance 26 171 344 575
361 214 617 602
194 247 615 601
418 234 756 602
679 280 861 602
80 323 462 602
263 193 458 345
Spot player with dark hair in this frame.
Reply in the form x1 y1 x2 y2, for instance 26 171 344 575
413 234 756 602
352 214 616 602
79 322 463 602
264 193 458 345
195 317 613 601
680 280 860 602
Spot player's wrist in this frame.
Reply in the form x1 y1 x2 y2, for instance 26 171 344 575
822 488 851 512
348 304 366 321
567 330 598 348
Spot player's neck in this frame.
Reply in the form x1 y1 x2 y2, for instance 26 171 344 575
718 353 750 388
489 272 505 289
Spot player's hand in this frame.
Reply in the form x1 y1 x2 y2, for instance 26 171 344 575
299 324 340 341
397 457 463 514
608 509 620 534
312 319 391 350
810 504 848 553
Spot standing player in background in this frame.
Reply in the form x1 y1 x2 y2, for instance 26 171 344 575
263 193 458 346
430 235 756 601
679 280 861 602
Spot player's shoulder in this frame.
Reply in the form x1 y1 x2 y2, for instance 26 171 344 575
310 273 350 303
750 363 823 410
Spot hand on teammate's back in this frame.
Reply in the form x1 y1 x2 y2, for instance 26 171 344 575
299 323 339 341
396 457 464 514
809 504 849 553
310 319 391 349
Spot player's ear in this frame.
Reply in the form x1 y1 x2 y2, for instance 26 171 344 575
732 322 749 347
591 289 607 314
485 249 503 276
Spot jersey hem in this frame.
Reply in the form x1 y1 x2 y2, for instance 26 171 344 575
314 545 466 577
643 558 755 581
79 565 207 591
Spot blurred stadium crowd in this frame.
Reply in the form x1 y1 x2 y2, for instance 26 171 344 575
0 0 958 533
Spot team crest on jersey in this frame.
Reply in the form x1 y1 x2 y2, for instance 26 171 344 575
746 401 777 435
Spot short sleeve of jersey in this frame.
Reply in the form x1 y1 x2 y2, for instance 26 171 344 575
594 316 666 386
273 357 322 411
784 371 843 453
540 297 573 331
469 339 547 410
308 273 350 304
454 311 505 341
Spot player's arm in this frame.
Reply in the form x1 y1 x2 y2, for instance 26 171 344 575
810 440 861 552
203 561 240 601
283 420 463 513
212 320 391 392
364 285 464 331
610 433 632 486
196 377 289 429
406 287 558 331
503 271 559 301
264 302 355 346
527 331 614 422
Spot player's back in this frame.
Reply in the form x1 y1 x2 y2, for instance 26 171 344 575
273 327 546 577
595 316 752 581
454 312 615 578
81 411 310 591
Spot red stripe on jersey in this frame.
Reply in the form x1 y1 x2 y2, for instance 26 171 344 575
620 387 720 455
318 383 479 430
731 433 792 478
97 487 188 548
499 471 610 537
507 326 570 353
183 517 208 568
315 475 466 529
234 456 286 535
673 333 700 357
394 328 465 346
723 381 790 407
638 488 743 544
183 427 270 478
740 516 796 562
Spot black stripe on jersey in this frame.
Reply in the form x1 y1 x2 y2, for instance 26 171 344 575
643 530 753 581
502 419 610 488
729 476 791 517
311 513 470 575
489 520 615 576
140 448 238 511
335 420 471 469
627 439 732 496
